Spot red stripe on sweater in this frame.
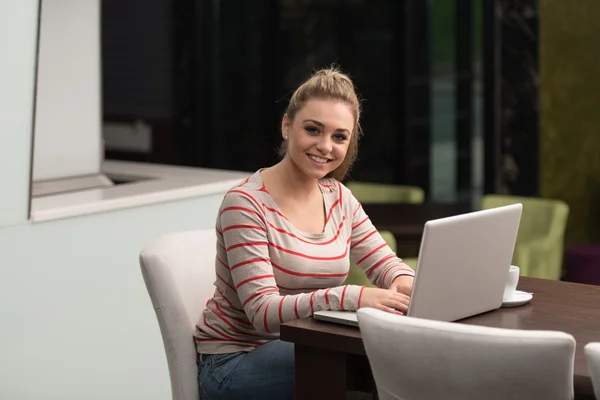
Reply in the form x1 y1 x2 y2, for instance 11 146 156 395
352 216 369 229
384 269 414 287
293 297 300 319
351 229 377 249
235 274 275 289
340 286 348 310
215 271 235 291
263 303 271 333
353 202 361 216
226 228 350 258
226 241 269 252
357 243 387 265
230 257 270 271
261 204 289 221
216 255 230 270
242 288 278 307
358 286 366 308
202 314 238 341
227 190 265 215
267 217 345 245
278 297 285 323
206 303 247 333
324 288 331 309
337 181 343 209
194 338 261 347
222 224 266 233
269 238 350 261
325 199 341 224
381 266 396 286
271 261 349 278
220 206 263 219
251 302 264 326
366 255 396 278
238 176 251 187
309 292 315 314
216 287 235 308
277 284 327 291
213 301 252 327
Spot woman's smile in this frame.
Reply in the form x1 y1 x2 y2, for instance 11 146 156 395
306 153 332 165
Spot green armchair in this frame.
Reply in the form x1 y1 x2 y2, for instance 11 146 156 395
345 181 425 204
481 195 569 280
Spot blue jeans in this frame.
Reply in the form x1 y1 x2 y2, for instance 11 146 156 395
197 340 294 400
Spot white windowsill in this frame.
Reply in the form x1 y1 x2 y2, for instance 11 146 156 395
30 160 251 223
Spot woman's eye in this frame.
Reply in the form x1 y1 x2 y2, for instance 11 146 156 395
305 127 319 135
335 134 348 141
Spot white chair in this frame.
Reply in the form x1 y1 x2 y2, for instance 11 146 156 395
139 230 217 400
584 342 600 399
357 308 576 400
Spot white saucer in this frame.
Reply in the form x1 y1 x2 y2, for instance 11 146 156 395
501 290 533 308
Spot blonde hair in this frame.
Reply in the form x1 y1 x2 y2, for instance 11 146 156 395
279 67 363 181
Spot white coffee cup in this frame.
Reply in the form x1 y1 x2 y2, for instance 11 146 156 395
503 265 520 300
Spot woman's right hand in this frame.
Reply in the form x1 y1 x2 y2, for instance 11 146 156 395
359 287 410 314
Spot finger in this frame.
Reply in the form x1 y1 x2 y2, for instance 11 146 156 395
385 299 409 312
381 305 404 315
389 293 410 306
394 290 411 299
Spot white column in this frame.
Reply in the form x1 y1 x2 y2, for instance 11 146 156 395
0 2 39 227
32 0 102 182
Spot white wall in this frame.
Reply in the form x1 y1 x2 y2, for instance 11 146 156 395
0 194 224 400
1 3 230 398
33 0 102 181
0 2 38 227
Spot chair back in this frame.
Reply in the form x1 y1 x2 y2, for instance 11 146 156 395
139 230 217 400
346 181 425 204
585 342 600 399
481 194 569 279
481 195 568 240
357 308 575 400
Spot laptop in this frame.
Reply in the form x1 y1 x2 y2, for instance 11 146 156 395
313 203 523 327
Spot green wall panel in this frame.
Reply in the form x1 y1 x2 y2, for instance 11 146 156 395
540 0 600 245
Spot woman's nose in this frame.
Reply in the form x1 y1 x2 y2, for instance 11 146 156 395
316 137 333 153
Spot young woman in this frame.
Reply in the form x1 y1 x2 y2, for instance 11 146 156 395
194 67 415 400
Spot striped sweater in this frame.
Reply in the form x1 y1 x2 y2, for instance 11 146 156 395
194 171 415 354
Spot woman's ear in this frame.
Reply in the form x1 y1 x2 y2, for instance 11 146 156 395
281 114 290 139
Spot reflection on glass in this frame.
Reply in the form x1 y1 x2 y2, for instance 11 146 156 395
430 0 456 202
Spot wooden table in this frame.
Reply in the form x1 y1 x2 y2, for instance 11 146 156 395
362 202 472 256
361 202 472 239
281 277 600 399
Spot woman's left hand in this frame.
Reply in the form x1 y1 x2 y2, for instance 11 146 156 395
390 275 415 297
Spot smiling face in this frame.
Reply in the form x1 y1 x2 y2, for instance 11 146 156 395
282 98 355 180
